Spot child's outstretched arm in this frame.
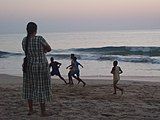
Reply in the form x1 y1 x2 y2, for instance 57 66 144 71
66 65 72 69
79 63 83 68
57 62 62 67
119 67 123 74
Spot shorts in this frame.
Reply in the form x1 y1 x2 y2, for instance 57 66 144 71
113 79 119 85
71 70 80 77
51 70 60 76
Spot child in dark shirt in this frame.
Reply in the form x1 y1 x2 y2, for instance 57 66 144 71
49 57 67 84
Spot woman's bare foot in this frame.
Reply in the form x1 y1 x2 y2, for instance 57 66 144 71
27 110 36 115
41 111 52 117
68 83 74 86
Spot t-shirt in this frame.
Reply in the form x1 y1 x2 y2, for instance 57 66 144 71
72 61 80 71
22 36 49 64
113 66 120 81
49 61 60 71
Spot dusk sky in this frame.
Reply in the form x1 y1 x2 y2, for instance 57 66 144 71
0 0 160 33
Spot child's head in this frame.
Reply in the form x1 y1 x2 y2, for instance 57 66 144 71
73 57 77 61
50 57 54 62
113 60 118 66
70 54 75 59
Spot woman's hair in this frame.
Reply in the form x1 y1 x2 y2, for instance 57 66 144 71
26 22 37 40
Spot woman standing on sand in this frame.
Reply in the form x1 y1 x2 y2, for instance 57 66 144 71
22 22 52 116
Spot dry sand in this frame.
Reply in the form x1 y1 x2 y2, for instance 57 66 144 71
0 74 160 120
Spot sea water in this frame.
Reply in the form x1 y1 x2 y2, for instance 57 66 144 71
0 30 160 79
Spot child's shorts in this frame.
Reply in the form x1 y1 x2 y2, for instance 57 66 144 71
71 70 80 77
51 70 60 76
113 79 119 85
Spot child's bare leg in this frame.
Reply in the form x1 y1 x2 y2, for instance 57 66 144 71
59 74 67 84
113 84 117 94
116 86 124 94
73 76 86 87
68 71 73 85
69 77 73 85
73 75 80 83
77 80 80 84
79 78 86 87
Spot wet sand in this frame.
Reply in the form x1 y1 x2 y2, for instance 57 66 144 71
0 74 160 120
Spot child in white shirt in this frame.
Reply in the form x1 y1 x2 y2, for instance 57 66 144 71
111 60 124 94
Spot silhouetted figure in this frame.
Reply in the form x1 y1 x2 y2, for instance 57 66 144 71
111 60 124 94
22 22 52 117
67 56 86 87
49 57 67 84
66 54 75 85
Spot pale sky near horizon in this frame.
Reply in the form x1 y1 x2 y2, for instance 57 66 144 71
0 0 160 33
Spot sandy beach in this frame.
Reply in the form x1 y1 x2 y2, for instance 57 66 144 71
0 74 160 120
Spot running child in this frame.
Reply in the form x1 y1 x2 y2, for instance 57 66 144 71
67 57 86 87
49 57 67 84
66 54 75 85
111 60 123 94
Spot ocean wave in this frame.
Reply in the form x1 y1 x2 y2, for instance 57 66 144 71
98 56 160 64
0 51 22 58
0 51 11 58
49 46 160 64
1 46 160 64
72 46 160 56
47 53 160 64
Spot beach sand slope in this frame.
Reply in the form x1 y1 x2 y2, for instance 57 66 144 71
0 74 160 120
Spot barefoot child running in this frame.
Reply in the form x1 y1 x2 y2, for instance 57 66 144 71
66 56 86 87
66 54 75 85
72 57 86 87
111 60 124 94
49 57 67 84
